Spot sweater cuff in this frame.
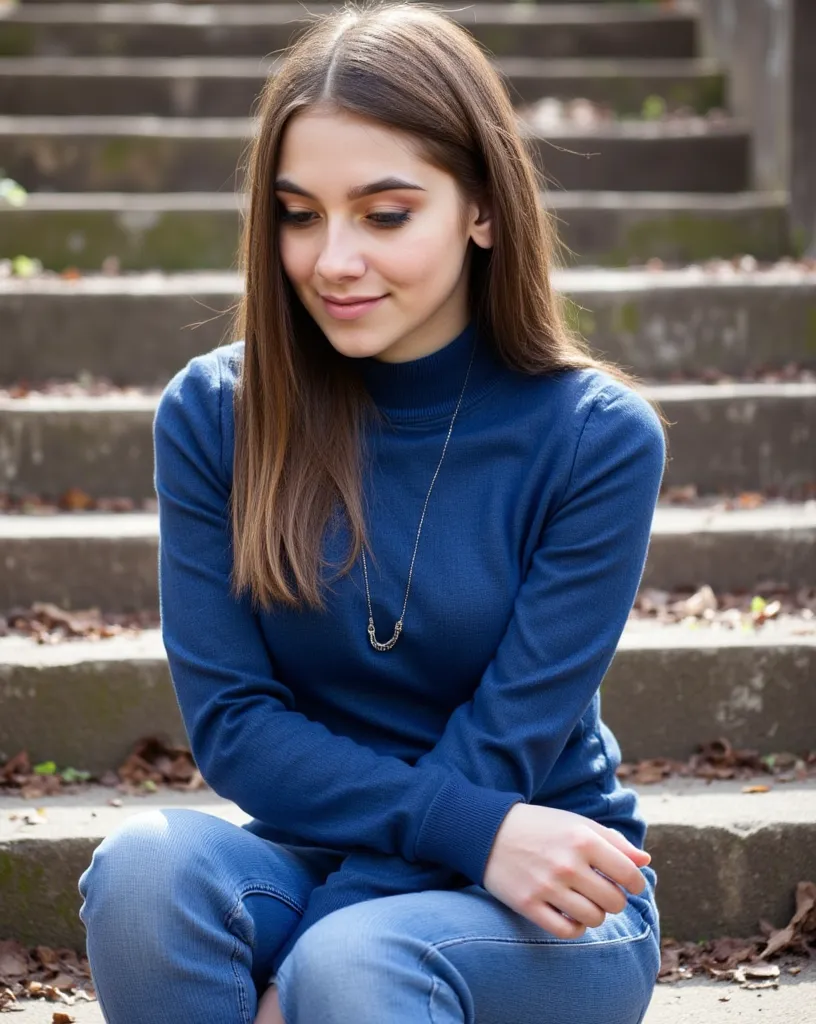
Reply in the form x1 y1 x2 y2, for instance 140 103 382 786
414 774 524 884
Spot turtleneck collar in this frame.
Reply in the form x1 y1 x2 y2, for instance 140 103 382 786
354 319 505 426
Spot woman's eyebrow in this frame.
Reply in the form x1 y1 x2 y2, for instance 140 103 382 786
274 176 426 200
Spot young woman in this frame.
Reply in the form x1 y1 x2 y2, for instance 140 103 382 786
78 3 669 1022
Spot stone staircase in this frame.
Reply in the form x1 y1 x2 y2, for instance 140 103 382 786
1 0 815 1016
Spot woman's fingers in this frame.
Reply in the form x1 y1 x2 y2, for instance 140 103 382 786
589 834 650 896
530 902 588 940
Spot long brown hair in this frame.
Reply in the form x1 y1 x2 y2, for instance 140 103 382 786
227 0 669 614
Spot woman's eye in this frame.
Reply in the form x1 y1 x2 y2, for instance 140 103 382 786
279 209 315 225
369 211 411 227
278 208 411 228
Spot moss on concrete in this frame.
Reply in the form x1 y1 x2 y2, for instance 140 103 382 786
614 301 641 335
0 850 13 889
0 846 89 948
0 664 181 778
478 26 515 57
3 202 791 272
665 75 725 114
577 307 596 338
100 138 138 174
53 885 84 933
0 848 45 899
0 207 241 272
791 226 808 258
805 308 816 354
0 24 34 57
600 210 790 266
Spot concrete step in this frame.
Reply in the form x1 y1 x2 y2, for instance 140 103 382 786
0 191 792 270
0 55 726 117
0 115 750 194
2 503 815 613
2 962 814 1024
0 612 814 771
0 3 699 60
4 268 815 386
0 962 810 1024
2 779 815 949
1 382 813 499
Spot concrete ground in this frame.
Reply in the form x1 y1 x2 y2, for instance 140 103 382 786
3 959 814 1023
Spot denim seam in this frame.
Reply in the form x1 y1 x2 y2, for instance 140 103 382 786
418 946 468 1024
426 971 442 1024
419 920 652 959
224 884 305 1024
227 882 307 922
228 931 253 1024
417 923 652 1023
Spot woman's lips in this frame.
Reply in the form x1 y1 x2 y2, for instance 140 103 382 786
321 295 387 320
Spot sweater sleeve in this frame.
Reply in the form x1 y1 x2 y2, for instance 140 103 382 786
270 382 666 973
153 352 524 870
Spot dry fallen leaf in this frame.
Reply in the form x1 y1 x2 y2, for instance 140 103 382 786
734 491 766 509
0 940 94 1009
758 881 816 959
664 484 698 503
58 487 95 512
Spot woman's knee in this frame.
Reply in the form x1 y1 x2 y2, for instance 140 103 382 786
275 901 466 1023
277 900 430 993
78 808 234 925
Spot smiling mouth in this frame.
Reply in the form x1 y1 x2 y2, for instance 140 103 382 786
320 294 388 319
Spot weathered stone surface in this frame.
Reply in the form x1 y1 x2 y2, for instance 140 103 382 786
0 273 242 386
0 55 726 118
610 621 816 761
646 381 816 497
0 4 698 60
2 383 812 499
1 620 814 775
642 504 816 592
2 780 815 948
0 633 186 779
558 268 816 376
545 191 791 266
699 0 816 252
0 516 160 612
3 269 815 386
642 779 816 941
0 395 157 499
0 192 792 271
2 504 814 612
0 192 245 273
0 115 750 193
528 121 748 193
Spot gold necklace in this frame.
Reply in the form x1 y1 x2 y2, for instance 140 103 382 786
361 337 478 651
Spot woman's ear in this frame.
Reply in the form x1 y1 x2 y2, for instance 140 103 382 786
470 200 493 249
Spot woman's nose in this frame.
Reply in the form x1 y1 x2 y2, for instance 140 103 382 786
314 222 366 278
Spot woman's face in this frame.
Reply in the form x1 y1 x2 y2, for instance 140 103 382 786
275 106 492 364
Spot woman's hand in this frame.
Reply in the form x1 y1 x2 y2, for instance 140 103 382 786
483 803 651 939
255 983 286 1024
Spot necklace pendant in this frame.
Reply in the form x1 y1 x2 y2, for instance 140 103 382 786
367 616 403 651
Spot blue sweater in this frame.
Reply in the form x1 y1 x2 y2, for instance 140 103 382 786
153 319 666 972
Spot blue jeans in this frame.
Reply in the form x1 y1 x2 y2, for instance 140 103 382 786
77 808 661 1023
